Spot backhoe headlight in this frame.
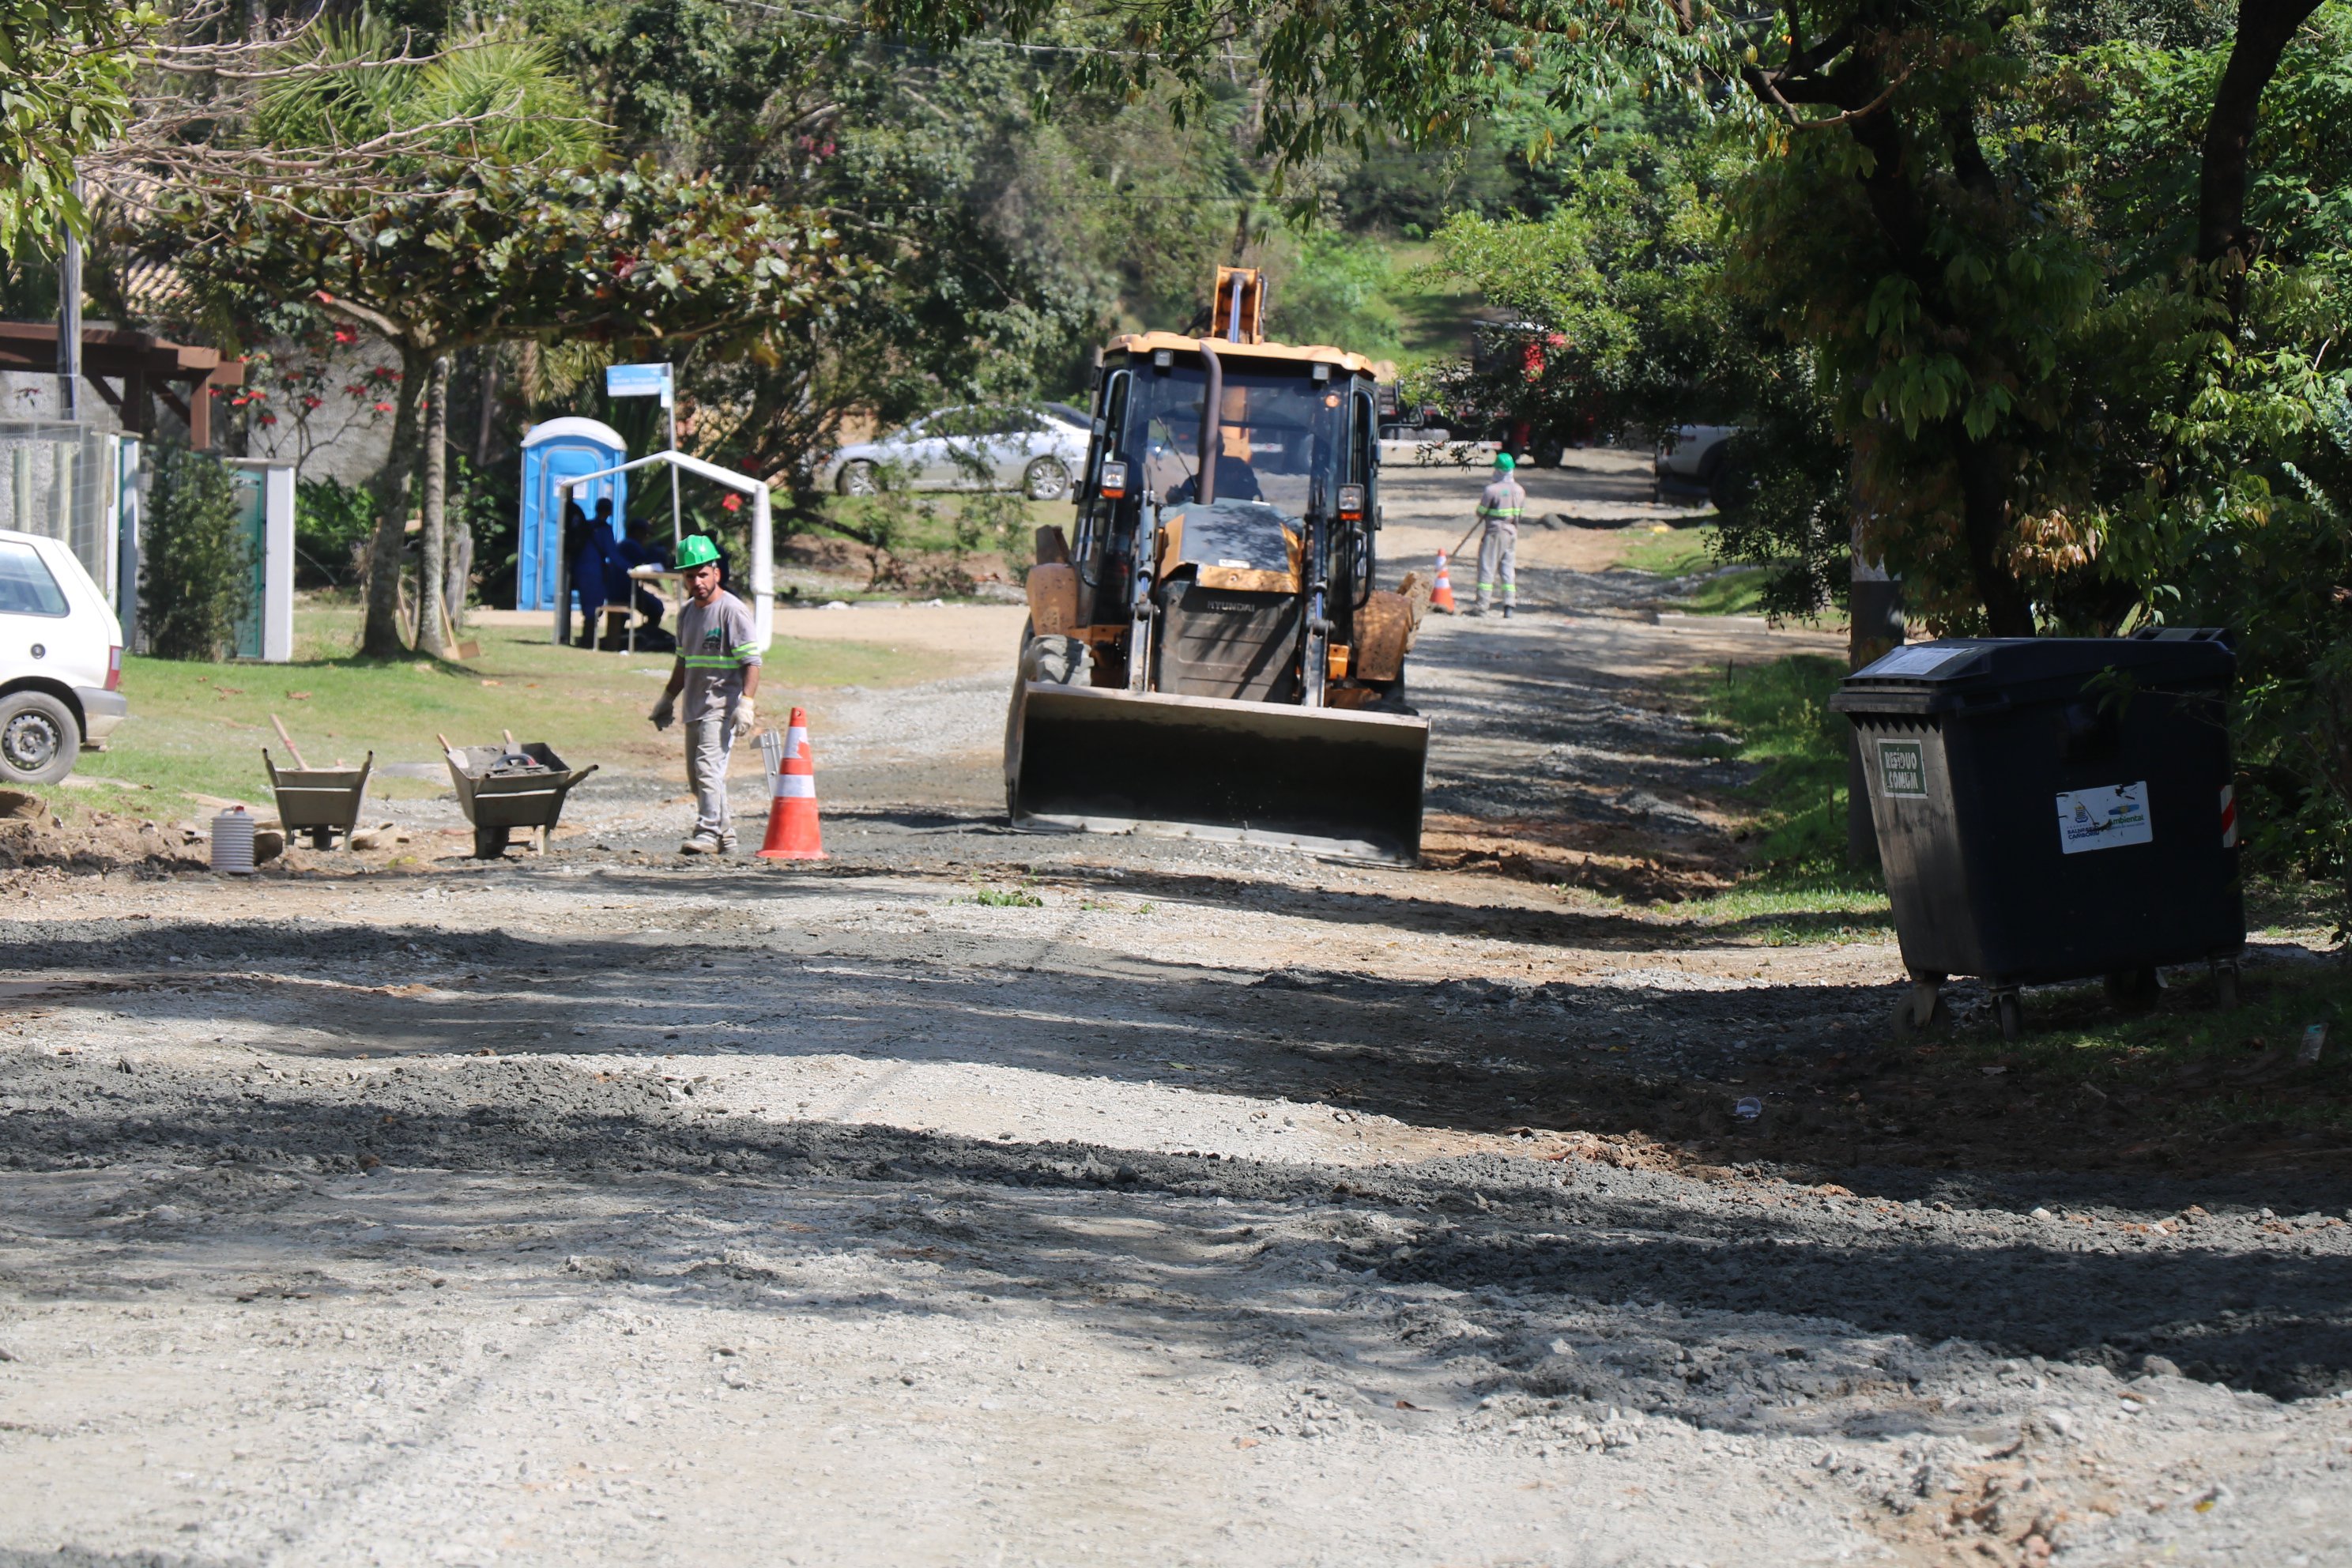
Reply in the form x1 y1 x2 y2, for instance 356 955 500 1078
1099 461 1129 499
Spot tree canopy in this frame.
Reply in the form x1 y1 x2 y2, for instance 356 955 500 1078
0 0 153 247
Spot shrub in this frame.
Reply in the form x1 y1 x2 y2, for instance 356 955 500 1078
141 444 248 661
292 476 376 589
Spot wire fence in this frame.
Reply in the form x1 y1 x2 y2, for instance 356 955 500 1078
0 420 126 603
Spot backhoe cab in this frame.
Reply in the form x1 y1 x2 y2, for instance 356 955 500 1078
1005 268 1431 863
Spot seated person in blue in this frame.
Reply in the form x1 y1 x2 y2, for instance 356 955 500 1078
605 516 670 633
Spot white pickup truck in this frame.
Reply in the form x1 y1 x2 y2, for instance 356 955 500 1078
1653 424 1741 506
0 529 126 786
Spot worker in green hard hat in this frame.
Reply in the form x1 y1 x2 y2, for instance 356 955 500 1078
649 533 761 854
1472 450 1526 618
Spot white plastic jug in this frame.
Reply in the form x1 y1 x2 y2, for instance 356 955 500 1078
210 807 256 875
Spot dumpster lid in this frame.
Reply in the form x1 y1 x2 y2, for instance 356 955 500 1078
1830 629 2233 714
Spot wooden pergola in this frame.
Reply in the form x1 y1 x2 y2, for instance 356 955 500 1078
0 322 245 447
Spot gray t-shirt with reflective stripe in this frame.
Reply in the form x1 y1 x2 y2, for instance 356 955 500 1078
1479 477 1527 526
676 589 762 722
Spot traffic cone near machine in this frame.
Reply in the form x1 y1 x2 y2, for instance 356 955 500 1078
757 707 826 860
1430 552 1457 614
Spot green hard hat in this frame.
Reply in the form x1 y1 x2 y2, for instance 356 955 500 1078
1494 451 1516 471
675 533 721 569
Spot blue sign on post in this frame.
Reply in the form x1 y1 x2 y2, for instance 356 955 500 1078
605 362 674 408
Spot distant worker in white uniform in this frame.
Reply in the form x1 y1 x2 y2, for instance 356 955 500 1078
1472 452 1525 618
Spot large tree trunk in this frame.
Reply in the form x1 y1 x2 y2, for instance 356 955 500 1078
473 349 500 468
2197 0 2324 317
417 354 451 658
446 522 473 630
1956 439 2035 636
361 343 429 659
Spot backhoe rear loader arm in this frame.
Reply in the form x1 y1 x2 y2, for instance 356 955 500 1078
1126 499 1158 694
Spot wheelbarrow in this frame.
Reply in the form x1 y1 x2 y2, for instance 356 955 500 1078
262 748 375 850
439 735 598 858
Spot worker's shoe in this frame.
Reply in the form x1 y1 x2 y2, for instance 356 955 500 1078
1502 605 1514 619
680 831 726 856
716 833 740 855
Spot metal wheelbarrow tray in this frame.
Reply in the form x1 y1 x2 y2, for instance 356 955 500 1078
443 743 598 858
262 749 375 850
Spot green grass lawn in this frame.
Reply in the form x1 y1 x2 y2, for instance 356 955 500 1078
1664 653 1895 940
60 604 941 821
1608 522 1774 617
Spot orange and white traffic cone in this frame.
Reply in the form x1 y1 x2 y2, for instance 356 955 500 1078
1430 552 1457 614
756 707 826 861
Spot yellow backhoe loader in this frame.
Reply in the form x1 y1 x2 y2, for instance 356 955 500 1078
1004 268 1431 863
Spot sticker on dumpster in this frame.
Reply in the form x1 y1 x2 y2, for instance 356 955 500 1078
1877 740 1928 798
2056 782 2153 854
1860 644 1980 679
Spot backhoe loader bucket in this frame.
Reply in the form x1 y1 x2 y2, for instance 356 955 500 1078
1007 684 1428 864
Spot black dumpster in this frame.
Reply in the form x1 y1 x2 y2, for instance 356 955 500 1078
1829 628 2242 1039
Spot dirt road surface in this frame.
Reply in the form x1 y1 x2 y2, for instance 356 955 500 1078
5 458 2350 1567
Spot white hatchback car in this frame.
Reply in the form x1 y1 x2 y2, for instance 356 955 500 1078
0 529 126 786
820 403 1092 501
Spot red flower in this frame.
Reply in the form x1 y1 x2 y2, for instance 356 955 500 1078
373 401 394 413
720 493 741 512
332 327 357 345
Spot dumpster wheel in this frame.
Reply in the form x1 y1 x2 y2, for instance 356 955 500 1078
2103 967 2162 1015
1892 974 1947 1035
1993 989 2025 1042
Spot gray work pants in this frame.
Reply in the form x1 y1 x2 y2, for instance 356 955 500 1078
1476 522 1517 611
685 718 737 842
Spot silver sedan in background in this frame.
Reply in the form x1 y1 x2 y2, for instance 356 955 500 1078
820 403 1092 501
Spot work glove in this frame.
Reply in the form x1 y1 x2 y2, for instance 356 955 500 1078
732 696 757 741
650 692 677 732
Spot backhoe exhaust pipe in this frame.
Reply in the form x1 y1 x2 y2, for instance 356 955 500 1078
1197 341 1221 506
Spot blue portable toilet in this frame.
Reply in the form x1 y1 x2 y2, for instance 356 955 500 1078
518 417 629 612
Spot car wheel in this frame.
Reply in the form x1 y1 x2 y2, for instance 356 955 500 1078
1023 457 1072 502
1707 458 1754 515
836 461 880 497
0 690 79 786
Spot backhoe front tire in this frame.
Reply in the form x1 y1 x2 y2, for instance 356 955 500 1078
1005 623 1088 824
1023 633 1086 687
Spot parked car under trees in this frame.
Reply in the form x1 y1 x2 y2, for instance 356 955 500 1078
820 405 1093 500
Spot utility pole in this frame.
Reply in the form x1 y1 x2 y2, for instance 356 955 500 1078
666 370 681 546
57 182 82 422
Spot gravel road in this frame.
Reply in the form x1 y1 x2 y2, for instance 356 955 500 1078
3 458 2349 1567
